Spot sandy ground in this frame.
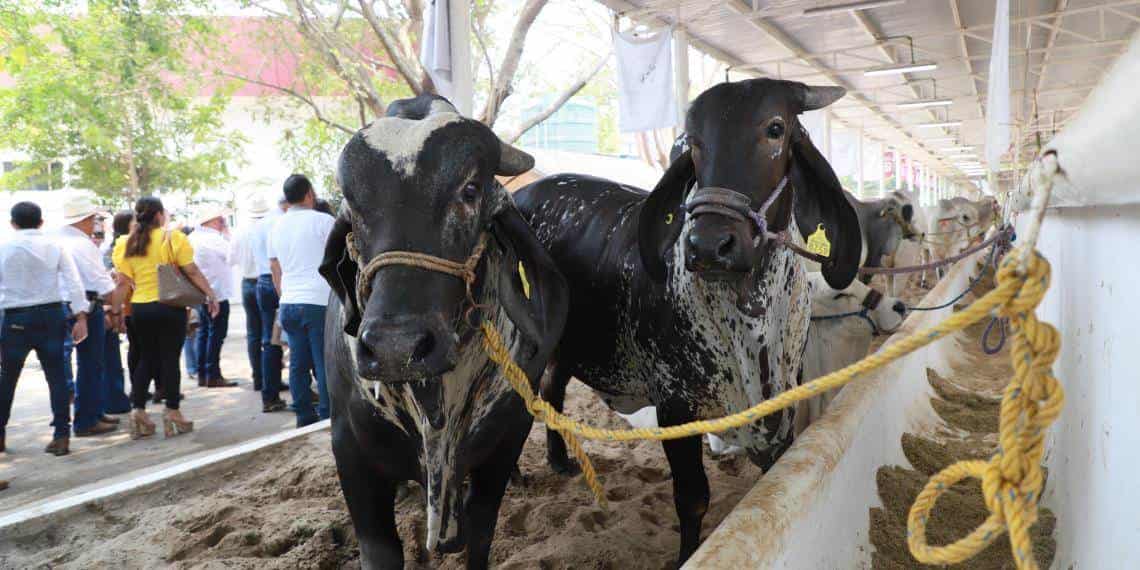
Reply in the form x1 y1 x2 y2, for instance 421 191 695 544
0 379 763 569
0 304 297 517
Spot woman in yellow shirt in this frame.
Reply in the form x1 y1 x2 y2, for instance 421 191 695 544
111 197 219 439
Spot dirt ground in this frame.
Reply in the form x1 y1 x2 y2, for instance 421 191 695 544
0 379 763 570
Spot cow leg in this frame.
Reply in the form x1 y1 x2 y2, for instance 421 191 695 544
541 363 580 475
658 406 710 567
332 430 402 569
463 415 532 570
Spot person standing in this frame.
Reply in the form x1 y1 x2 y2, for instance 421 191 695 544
189 208 237 388
57 196 118 437
102 211 133 414
179 226 200 386
0 202 89 456
269 175 333 427
249 196 287 413
111 197 218 439
230 197 270 395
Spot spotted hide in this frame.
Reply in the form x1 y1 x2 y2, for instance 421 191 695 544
320 95 568 570
513 79 863 565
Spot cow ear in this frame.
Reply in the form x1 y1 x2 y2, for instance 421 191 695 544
637 149 696 282
319 212 362 336
489 204 569 380
789 124 863 289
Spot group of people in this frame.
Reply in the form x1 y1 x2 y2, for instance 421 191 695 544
0 173 336 465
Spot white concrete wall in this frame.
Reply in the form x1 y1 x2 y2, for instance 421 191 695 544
1029 204 1140 568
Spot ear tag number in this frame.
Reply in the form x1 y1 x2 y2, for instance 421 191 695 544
518 262 532 299
807 223 832 257
665 213 675 225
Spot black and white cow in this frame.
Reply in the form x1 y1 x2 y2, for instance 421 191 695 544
513 79 863 564
319 95 569 569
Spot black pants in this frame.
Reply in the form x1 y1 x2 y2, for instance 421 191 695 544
130 303 187 410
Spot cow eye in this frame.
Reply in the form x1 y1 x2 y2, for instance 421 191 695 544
460 182 480 203
766 121 785 140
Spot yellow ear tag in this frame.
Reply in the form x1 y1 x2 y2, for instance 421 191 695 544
806 223 832 257
664 213 675 225
517 261 532 299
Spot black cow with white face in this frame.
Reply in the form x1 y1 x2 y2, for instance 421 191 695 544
319 95 568 569
513 79 862 565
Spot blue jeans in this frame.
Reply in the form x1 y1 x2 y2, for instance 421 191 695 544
279 303 329 426
241 279 262 387
103 330 131 413
195 300 230 381
0 304 72 439
73 303 107 431
256 275 284 404
183 332 199 378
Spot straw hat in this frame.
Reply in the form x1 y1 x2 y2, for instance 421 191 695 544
62 195 101 224
247 195 270 218
196 205 231 226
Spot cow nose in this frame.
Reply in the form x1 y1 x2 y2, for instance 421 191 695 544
892 301 906 316
358 322 457 380
686 230 743 271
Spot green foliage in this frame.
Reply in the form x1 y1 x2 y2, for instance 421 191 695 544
0 0 244 205
277 116 352 199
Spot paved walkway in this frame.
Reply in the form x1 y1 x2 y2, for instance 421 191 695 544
0 302 302 517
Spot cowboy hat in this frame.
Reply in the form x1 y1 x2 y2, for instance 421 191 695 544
196 205 231 226
62 195 101 224
247 195 270 218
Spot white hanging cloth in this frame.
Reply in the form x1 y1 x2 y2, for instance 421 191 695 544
985 0 1011 171
420 0 454 102
614 28 677 133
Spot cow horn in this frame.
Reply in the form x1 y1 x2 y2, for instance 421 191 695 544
426 97 459 116
801 85 846 111
498 141 534 176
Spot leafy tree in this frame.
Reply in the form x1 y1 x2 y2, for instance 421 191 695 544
0 0 245 204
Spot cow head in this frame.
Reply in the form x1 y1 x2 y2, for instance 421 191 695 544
320 95 566 386
639 79 863 290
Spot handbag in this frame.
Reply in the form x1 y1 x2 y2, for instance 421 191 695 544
157 230 208 308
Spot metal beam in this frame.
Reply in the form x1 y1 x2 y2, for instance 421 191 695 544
1034 0 1071 101
950 0 985 143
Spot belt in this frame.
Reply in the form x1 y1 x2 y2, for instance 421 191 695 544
85 291 100 301
4 302 66 315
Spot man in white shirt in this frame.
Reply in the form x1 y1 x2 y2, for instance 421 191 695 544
1 202 89 456
248 197 288 412
268 174 334 427
57 196 118 437
189 208 238 388
231 196 272 398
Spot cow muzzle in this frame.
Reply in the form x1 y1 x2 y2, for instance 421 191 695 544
683 179 788 281
357 315 459 382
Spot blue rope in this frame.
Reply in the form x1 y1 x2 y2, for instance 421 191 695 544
810 308 880 335
982 316 1008 355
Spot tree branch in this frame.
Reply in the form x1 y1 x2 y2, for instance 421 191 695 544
500 51 609 144
217 71 355 135
358 0 429 94
480 0 547 126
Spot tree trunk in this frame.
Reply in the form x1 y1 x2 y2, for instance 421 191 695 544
479 0 548 126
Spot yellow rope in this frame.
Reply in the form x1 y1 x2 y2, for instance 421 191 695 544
480 247 1060 570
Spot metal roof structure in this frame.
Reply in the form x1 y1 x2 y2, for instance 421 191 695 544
599 0 1140 185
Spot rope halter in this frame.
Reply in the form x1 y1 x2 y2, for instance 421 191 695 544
346 231 490 309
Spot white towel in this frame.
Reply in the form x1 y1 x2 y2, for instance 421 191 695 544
615 28 677 133
985 0 1010 171
420 0 454 101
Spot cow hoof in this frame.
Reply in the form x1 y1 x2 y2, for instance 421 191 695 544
550 459 582 477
